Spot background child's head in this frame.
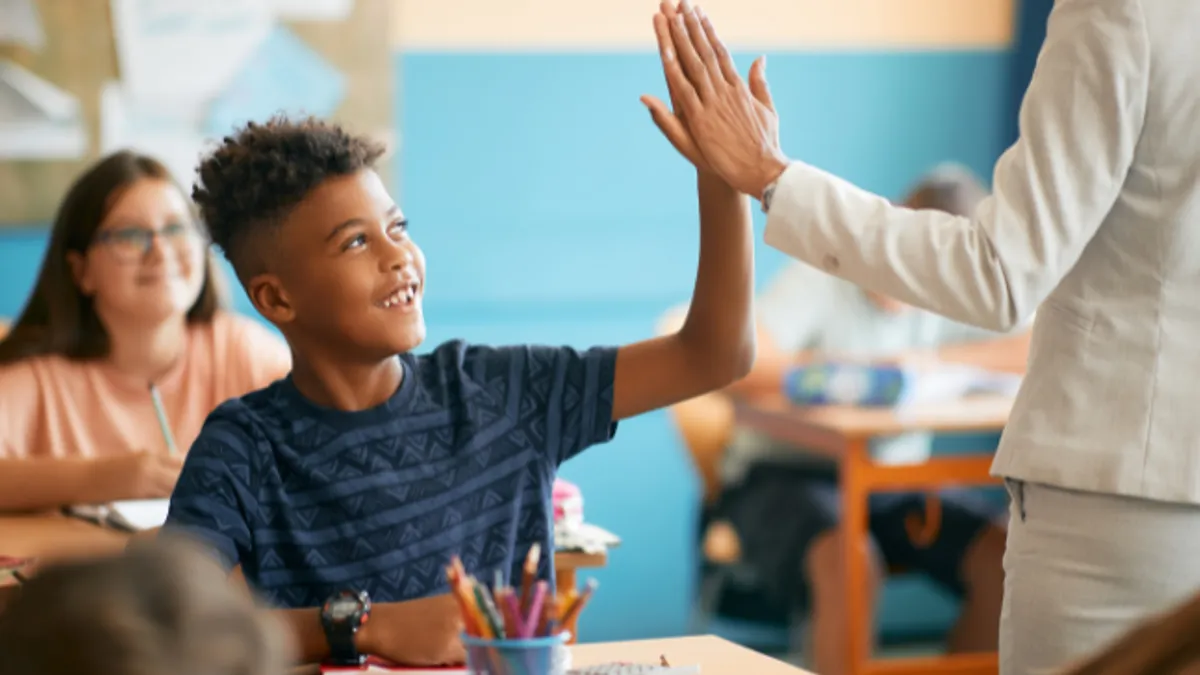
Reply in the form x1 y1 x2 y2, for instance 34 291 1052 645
0 537 291 675
0 151 223 364
902 163 989 216
193 115 426 360
866 163 989 314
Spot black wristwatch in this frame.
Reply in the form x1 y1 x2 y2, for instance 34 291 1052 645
321 589 372 666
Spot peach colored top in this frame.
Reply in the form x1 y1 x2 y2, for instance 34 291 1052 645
0 312 291 459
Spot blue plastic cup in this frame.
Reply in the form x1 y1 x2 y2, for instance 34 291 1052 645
461 631 572 675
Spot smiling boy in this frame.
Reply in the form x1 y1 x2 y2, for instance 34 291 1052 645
164 116 755 665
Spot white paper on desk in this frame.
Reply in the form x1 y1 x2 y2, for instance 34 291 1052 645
569 665 700 675
895 364 1021 408
109 0 273 106
0 60 86 159
108 499 170 531
0 0 44 50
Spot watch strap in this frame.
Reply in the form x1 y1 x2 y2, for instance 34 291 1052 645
325 627 364 666
761 178 779 214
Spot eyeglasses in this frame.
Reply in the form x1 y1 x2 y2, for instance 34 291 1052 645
91 223 206 263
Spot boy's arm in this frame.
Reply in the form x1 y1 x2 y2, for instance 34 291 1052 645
612 171 755 421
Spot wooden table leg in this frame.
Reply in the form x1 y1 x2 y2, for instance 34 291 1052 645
842 438 872 675
557 566 579 643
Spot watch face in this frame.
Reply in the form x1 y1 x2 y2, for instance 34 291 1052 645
329 597 359 621
324 590 365 625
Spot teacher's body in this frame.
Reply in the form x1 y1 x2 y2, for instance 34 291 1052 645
642 0 1200 673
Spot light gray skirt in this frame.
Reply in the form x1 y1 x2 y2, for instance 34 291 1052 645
1001 480 1200 675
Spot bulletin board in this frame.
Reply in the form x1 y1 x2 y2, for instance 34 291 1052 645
0 0 393 225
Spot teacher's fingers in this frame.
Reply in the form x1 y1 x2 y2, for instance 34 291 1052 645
653 13 702 115
696 8 739 86
664 6 714 100
748 56 775 110
641 95 706 167
682 6 722 86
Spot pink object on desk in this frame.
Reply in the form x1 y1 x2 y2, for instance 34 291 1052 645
553 478 584 531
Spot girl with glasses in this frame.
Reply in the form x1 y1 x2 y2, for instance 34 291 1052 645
0 151 290 512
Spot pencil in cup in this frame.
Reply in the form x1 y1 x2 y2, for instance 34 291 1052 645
446 556 596 640
446 554 597 673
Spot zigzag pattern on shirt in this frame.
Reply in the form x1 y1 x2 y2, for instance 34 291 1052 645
167 340 615 609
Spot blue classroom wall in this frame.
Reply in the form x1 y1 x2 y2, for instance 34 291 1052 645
0 48 1014 643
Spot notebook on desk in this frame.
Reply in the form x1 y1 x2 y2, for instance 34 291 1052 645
64 499 170 532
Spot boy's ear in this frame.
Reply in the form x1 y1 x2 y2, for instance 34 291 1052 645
246 274 295 325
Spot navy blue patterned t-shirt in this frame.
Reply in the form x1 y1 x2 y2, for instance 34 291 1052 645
164 340 618 609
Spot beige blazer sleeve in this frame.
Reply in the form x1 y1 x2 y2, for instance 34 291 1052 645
762 0 1149 332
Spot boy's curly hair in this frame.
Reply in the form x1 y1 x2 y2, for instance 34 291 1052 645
192 115 387 278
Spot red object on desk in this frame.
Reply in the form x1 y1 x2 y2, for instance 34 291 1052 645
320 658 465 673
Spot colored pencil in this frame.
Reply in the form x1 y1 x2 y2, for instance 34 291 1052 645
472 583 502 639
523 581 548 638
502 589 525 638
559 578 598 629
447 567 482 636
443 558 595 641
148 384 179 455
519 543 540 610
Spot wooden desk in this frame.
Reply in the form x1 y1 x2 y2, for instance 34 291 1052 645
0 512 128 560
286 635 811 675
734 394 1011 675
573 635 811 674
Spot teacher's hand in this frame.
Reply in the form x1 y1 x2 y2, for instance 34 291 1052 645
641 1 789 199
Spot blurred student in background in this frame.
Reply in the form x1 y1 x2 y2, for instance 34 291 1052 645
0 151 290 513
0 536 291 675
666 166 1030 675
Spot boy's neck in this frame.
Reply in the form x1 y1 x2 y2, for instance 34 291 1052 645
289 352 405 412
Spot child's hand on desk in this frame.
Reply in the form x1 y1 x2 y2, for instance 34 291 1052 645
357 593 466 666
88 452 185 502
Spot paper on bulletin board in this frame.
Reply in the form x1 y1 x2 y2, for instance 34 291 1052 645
100 81 209 188
0 60 86 159
272 0 354 21
204 25 346 136
109 0 273 107
0 0 45 50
